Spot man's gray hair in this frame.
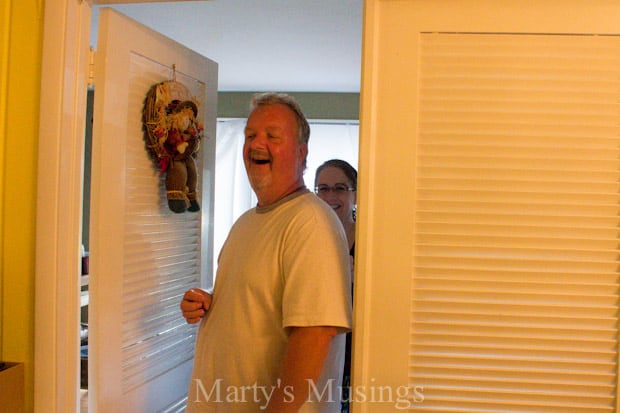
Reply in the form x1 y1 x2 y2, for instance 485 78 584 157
249 92 311 145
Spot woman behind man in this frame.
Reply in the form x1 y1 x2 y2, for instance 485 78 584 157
314 159 357 258
314 159 357 413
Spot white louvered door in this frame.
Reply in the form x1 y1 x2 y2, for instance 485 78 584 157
89 8 217 412
355 1 620 413
410 32 620 412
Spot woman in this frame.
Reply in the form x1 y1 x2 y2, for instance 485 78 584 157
314 159 357 259
314 159 357 413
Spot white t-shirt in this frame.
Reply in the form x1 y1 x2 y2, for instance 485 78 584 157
187 189 352 412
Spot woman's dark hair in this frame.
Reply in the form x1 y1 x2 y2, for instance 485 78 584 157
314 159 358 190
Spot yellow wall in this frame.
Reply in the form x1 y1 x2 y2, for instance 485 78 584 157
1 0 43 411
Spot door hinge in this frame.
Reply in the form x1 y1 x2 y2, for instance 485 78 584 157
87 46 95 90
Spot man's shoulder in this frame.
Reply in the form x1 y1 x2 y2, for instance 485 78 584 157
292 192 336 214
289 193 343 228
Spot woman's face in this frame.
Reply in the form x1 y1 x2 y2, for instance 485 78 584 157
315 166 356 224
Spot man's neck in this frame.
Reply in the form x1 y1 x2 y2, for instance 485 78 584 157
256 181 305 207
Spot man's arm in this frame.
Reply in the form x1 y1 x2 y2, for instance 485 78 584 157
265 325 337 413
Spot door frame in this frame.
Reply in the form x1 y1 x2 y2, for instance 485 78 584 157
36 1 91 410
35 1 202 411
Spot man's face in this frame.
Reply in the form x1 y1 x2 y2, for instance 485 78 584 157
243 103 307 206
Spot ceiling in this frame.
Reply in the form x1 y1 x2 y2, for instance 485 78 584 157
91 1 364 93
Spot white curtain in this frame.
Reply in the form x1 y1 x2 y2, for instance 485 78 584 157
213 118 359 274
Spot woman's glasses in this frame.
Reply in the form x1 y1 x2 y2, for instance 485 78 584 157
314 184 355 195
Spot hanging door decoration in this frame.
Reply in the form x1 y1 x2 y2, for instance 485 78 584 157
142 79 205 213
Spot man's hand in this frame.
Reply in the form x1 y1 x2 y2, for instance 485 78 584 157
180 288 212 324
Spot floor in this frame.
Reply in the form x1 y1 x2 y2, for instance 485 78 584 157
80 390 88 412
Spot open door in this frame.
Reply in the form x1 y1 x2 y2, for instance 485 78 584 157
89 8 217 412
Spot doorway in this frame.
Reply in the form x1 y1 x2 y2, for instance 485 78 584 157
37 1 362 411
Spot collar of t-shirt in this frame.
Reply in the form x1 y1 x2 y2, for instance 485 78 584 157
255 186 309 214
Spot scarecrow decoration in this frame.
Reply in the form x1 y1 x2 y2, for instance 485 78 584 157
142 79 204 213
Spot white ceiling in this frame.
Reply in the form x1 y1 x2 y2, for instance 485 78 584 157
91 1 363 92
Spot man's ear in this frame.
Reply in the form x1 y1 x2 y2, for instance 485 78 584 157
298 143 308 169
299 143 308 160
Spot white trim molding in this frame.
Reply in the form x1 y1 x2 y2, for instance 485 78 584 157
35 0 90 411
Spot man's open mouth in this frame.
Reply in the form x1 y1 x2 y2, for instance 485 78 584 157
250 151 271 165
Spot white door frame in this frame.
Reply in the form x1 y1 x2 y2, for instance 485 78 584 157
36 2 91 410
34 1 202 411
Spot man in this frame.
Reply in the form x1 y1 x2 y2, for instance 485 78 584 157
181 93 352 412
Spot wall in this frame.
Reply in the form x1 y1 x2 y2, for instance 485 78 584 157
0 1 43 411
218 92 360 120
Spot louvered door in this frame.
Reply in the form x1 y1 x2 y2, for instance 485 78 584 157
89 8 217 412
355 1 620 412
410 32 620 413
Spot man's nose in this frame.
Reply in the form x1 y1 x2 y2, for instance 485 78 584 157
248 132 268 149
